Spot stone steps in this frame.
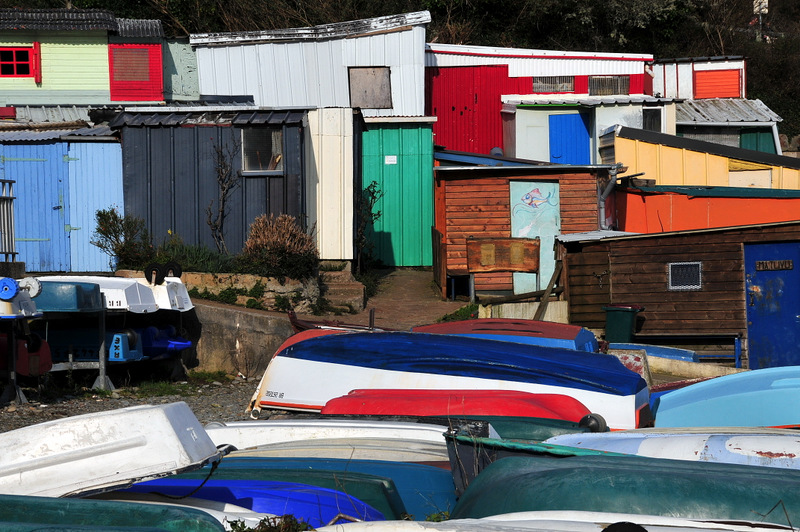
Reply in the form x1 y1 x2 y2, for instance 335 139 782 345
318 267 366 312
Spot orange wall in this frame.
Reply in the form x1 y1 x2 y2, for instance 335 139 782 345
617 190 800 233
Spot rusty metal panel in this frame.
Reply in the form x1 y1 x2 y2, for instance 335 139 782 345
349 67 392 109
466 237 540 273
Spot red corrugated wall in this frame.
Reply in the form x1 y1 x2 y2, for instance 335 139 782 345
426 65 531 154
693 69 742 99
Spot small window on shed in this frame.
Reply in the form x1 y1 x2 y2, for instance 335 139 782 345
533 76 575 93
349 67 392 109
668 261 702 290
643 108 662 132
242 128 283 173
589 75 630 96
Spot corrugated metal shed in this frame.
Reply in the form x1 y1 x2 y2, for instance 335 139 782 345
676 98 781 124
426 43 651 76
0 8 117 31
191 12 429 117
117 109 307 254
115 18 163 38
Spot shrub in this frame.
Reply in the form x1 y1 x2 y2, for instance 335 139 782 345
153 231 237 274
239 214 319 281
91 207 155 269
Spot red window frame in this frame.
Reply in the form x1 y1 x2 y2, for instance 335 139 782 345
0 42 41 82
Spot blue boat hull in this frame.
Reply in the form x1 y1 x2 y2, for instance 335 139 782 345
123 478 384 527
251 331 651 429
654 366 800 427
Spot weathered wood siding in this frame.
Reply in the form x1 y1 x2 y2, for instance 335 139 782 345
437 169 603 293
609 236 745 336
562 221 800 363
560 240 611 328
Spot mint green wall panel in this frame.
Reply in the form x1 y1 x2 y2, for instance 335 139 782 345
362 124 433 267
740 128 777 154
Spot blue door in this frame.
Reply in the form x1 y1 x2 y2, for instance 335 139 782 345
745 242 800 369
548 113 591 165
2 142 71 272
67 142 124 272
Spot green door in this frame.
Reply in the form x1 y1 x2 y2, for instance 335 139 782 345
361 125 434 267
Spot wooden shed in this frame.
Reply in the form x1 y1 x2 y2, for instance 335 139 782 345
558 221 800 369
433 151 615 299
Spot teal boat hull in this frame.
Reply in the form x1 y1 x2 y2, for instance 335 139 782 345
0 493 224 531
450 454 800 527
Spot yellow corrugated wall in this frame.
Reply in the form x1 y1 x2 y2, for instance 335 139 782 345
615 137 800 189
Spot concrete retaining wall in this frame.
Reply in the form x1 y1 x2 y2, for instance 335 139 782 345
192 301 295 378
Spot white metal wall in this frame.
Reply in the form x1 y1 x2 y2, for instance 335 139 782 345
652 59 746 99
195 26 427 117
426 43 650 77
510 103 677 164
305 108 354 260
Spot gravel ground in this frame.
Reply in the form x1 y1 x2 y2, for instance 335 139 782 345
0 373 261 433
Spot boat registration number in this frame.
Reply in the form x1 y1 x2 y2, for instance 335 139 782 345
264 390 285 399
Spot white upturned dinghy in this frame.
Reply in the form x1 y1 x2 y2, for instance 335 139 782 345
544 426 800 469
0 402 223 497
316 510 799 531
203 418 449 450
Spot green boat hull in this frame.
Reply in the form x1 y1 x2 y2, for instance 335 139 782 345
0 493 225 531
451 454 800 527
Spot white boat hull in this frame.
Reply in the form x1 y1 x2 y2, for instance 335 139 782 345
545 426 800 469
317 510 797 531
251 357 647 430
204 419 449 449
0 402 222 497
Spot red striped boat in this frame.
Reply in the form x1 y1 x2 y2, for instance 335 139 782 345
321 389 593 422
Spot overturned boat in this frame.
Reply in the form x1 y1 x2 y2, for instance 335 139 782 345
249 330 651 430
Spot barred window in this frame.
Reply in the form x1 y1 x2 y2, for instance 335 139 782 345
533 76 574 93
589 75 630 96
668 262 702 290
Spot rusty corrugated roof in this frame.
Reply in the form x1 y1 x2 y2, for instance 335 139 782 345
116 18 164 38
676 98 781 124
0 9 163 36
0 8 117 31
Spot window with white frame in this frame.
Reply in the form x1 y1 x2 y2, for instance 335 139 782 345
242 128 283 172
668 261 702 290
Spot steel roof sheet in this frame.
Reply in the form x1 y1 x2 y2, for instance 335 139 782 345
505 95 671 107
109 109 306 128
0 129 73 142
191 11 430 45
676 98 781 124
